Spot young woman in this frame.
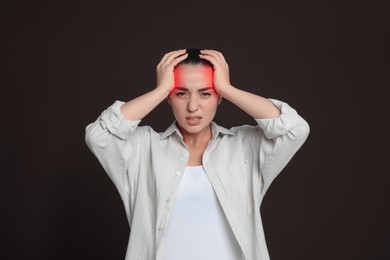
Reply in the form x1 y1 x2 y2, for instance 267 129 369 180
85 48 310 260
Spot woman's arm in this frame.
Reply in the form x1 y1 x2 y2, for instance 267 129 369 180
199 49 280 119
217 86 281 119
201 50 310 196
120 49 188 120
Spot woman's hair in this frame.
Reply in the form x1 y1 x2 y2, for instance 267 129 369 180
177 48 213 67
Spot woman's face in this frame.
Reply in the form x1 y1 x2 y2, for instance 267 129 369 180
168 64 220 136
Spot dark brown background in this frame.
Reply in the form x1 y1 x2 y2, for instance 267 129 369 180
2 1 388 259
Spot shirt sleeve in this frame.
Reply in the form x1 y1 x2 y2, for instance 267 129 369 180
84 100 142 196
254 98 310 196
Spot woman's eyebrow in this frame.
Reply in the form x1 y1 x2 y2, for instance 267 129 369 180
174 87 189 91
198 87 213 91
174 87 213 91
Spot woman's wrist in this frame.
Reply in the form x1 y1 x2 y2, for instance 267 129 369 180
155 84 173 97
217 84 236 99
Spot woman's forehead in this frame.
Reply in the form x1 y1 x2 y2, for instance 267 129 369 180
174 65 213 87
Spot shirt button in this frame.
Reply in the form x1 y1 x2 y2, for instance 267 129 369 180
175 170 181 176
158 226 163 231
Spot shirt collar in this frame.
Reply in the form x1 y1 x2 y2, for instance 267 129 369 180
161 121 235 140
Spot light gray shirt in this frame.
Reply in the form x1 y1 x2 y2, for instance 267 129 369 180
85 98 310 260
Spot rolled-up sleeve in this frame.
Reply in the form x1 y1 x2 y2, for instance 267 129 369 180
98 100 141 140
85 100 142 196
255 98 310 196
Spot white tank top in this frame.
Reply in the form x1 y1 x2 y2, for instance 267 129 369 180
163 165 243 260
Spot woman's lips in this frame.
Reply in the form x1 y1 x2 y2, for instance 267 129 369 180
185 116 202 126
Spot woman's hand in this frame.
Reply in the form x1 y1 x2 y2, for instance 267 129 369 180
199 49 233 96
200 50 281 119
156 49 188 93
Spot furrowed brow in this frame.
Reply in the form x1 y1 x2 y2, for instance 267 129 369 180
198 87 214 91
174 87 189 91
174 87 213 91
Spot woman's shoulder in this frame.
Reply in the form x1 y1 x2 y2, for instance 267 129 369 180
212 121 262 138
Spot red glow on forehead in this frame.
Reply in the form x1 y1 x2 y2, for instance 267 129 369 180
174 65 213 89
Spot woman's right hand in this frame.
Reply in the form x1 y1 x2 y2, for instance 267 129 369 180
156 49 188 92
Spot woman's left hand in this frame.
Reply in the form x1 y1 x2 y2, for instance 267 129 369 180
199 49 233 96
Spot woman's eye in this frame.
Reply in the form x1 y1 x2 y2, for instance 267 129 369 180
201 92 211 97
176 92 188 96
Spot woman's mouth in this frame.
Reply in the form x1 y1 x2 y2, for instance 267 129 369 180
185 116 202 126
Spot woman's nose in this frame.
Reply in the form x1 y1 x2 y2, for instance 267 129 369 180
187 96 199 113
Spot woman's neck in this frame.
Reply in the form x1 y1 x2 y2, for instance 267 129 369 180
180 126 212 148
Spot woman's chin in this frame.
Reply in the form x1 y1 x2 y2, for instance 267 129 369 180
178 121 210 135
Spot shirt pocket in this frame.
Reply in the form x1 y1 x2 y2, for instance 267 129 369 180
229 159 254 213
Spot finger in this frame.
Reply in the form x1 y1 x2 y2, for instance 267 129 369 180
200 49 226 63
204 50 226 65
160 49 186 65
170 53 188 67
160 49 185 62
166 50 187 65
159 50 177 64
199 53 219 69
